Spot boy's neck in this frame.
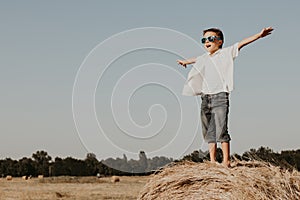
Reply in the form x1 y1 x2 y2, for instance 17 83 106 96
208 48 221 56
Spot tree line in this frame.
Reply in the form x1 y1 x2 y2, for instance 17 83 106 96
0 150 172 177
1 147 299 178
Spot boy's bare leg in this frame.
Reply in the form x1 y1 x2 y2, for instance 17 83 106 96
209 143 217 163
221 142 230 167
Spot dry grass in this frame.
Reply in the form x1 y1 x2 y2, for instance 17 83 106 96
138 160 300 200
0 176 149 200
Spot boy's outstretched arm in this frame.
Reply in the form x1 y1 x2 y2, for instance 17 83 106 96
177 57 197 68
238 27 274 51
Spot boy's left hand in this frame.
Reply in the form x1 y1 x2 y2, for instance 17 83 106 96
259 27 274 38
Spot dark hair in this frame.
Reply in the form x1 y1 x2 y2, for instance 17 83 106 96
203 28 224 48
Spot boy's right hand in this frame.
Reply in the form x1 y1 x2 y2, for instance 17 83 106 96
259 27 274 38
177 60 187 68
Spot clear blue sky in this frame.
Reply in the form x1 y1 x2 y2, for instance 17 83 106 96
1 1 299 160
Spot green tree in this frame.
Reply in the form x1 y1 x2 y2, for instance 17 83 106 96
17 157 36 176
183 150 202 162
32 150 52 176
53 157 89 176
0 158 18 176
84 153 99 176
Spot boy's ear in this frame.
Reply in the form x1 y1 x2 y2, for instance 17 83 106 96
218 39 223 47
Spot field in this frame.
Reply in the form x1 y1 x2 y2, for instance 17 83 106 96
0 176 149 200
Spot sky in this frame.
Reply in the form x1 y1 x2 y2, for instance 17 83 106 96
1 0 300 161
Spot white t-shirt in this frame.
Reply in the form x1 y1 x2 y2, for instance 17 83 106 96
182 43 239 96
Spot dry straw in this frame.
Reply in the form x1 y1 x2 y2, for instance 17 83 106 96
138 160 300 200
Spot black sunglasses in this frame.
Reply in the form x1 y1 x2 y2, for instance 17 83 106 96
201 36 221 44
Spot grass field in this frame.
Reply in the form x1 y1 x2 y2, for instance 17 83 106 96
0 176 149 200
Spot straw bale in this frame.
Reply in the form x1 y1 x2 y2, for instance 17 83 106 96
111 176 120 183
38 175 44 179
138 161 300 200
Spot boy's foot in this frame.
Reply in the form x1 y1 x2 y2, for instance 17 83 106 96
222 161 231 168
210 160 220 165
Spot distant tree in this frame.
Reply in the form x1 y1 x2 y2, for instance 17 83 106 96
0 158 18 176
280 150 300 171
32 150 52 176
103 151 173 174
53 157 89 176
97 161 111 176
182 150 204 163
52 157 67 176
240 147 300 171
86 153 96 160
123 154 128 163
84 153 99 176
128 159 141 173
138 151 148 172
17 157 36 176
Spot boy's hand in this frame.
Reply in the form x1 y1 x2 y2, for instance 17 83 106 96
259 27 274 38
177 59 187 68
238 26 274 50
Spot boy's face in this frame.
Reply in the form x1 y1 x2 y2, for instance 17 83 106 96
203 31 223 54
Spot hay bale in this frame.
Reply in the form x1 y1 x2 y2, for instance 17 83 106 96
111 176 120 183
38 175 44 179
138 161 300 200
22 175 28 180
6 175 12 181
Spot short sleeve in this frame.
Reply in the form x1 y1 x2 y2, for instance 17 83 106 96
230 43 239 59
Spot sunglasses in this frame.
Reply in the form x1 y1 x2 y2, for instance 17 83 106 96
201 36 221 44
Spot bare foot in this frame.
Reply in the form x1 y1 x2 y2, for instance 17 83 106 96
222 161 231 168
210 160 221 166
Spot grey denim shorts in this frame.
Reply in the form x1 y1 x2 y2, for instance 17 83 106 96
201 92 231 143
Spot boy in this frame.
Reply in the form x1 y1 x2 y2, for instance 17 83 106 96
177 27 273 167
